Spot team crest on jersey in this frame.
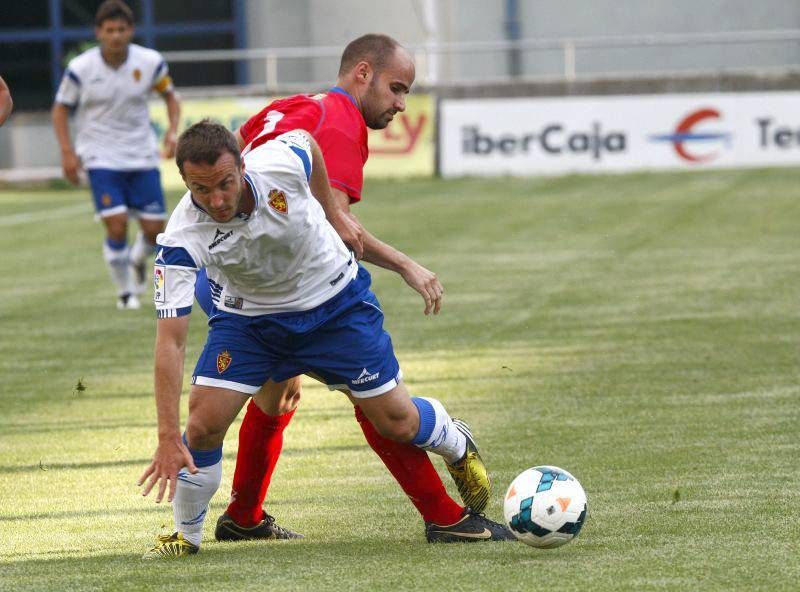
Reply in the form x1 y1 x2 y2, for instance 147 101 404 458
217 351 232 374
268 189 288 214
101 193 112 207
133 68 142 82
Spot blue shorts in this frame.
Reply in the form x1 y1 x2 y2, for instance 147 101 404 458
87 168 167 219
192 266 402 398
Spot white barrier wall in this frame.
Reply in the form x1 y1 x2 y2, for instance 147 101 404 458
439 92 800 177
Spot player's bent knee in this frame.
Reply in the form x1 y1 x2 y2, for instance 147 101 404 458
356 386 419 442
367 413 418 443
102 214 128 241
184 417 227 450
386 422 418 443
253 378 303 416
140 220 164 243
270 391 301 415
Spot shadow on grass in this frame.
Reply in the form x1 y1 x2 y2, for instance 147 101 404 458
0 504 171 524
1 405 361 437
0 444 366 475
0 535 547 592
0 421 156 436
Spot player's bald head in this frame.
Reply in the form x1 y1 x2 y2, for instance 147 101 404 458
338 34 405 77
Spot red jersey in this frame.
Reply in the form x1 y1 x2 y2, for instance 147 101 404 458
239 87 369 202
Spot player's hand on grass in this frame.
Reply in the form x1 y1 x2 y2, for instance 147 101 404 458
330 210 364 259
61 150 82 186
400 259 443 315
162 130 177 159
137 434 197 503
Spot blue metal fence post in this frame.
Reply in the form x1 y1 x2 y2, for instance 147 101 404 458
141 0 156 48
49 0 63 95
504 0 521 77
232 0 247 85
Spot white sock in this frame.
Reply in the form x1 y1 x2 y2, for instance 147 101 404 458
410 396 467 464
102 239 130 296
129 231 155 267
172 449 222 547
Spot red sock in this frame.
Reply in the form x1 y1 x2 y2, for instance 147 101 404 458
226 400 295 527
354 406 464 525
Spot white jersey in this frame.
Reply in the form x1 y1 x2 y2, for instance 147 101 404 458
154 131 357 318
54 44 173 170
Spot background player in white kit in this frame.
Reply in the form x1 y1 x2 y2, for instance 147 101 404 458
51 0 181 310
137 120 507 557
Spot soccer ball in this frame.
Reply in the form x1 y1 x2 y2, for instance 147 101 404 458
503 466 588 548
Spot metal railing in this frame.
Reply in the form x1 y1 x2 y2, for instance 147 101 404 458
160 29 800 91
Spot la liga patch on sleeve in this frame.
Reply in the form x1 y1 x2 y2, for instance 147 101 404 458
154 264 166 303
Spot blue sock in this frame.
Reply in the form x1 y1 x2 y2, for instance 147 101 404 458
409 396 466 463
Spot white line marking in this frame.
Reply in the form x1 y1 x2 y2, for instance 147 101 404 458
0 203 90 227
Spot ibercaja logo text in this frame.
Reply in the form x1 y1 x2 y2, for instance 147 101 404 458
461 124 626 160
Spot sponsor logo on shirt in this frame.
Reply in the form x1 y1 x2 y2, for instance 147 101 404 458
353 368 379 385
208 228 234 250
268 189 288 214
217 351 232 374
224 295 243 310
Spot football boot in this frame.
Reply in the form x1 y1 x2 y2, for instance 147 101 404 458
214 512 303 541
445 419 491 513
426 508 516 543
142 532 198 559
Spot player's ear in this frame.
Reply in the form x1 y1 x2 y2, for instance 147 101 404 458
355 61 372 84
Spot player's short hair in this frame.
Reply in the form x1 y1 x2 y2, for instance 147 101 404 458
95 0 135 27
176 119 241 174
338 34 401 77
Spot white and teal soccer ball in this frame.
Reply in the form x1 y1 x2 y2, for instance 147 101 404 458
503 466 588 548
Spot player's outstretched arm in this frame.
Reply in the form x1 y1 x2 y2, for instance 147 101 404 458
359 227 444 316
0 76 13 127
138 315 197 503
322 183 443 315
51 103 81 185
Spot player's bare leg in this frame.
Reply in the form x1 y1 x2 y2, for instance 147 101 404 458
129 217 164 296
215 377 304 541
100 212 138 309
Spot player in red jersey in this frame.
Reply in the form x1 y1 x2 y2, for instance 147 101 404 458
0 75 12 127
209 34 513 544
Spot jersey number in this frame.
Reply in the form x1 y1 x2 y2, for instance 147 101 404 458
243 110 285 155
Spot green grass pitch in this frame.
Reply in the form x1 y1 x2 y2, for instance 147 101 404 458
1 169 799 591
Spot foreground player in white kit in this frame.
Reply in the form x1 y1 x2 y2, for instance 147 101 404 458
137 120 509 557
51 0 181 310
